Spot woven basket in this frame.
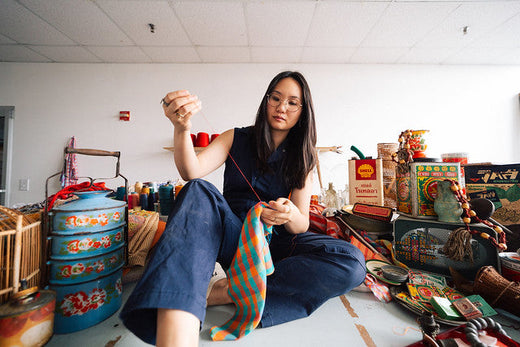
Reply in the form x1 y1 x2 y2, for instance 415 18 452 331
473 265 520 316
0 206 42 304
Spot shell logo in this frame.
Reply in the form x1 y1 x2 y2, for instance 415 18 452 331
357 164 374 178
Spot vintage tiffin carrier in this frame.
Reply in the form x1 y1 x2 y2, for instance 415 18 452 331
45 148 128 334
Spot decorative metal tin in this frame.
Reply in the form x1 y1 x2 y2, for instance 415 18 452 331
51 191 126 233
0 288 56 346
48 245 124 285
50 226 124 260
50 268 123 334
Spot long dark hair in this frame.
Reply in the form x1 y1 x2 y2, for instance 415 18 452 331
253 71 317 190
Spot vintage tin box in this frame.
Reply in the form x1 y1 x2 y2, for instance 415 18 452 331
348 159 384 206
393 215 500 279
465 163 520 225
396 162 462 218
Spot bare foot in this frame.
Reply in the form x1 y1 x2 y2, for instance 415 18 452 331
207 278 233 306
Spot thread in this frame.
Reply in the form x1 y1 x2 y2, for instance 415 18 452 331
140 193 148 210
199 111 261 202
196 132 210 147
159 184 174 215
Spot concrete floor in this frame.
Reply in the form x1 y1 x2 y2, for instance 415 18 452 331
46 281 520 347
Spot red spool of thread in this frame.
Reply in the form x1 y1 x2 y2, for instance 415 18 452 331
210 133 220 143
196 132 209 147
128 193 139 210
190 134 196 146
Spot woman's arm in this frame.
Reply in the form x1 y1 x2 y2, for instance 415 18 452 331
261 172 313 234
162 90 233 180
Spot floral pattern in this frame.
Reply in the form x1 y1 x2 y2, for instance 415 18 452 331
59 210 124 230
57 278 122 317
58 231 123 256
56 250 122 280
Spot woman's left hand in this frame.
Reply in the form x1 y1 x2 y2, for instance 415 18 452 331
261 198 294 226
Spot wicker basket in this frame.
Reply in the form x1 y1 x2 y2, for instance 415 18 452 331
0 206 42 304
473 265 520 316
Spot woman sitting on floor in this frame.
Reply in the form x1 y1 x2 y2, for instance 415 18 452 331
120 71 366 346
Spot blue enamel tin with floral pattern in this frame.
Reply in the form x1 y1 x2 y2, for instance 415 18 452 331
50 268 123 334
50 226 124 260
48 189 127 334
48 245 124 285
51 191 126 233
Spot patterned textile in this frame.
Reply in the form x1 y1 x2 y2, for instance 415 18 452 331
60 136 78 187
309 203 349 241
46 181 108 211
127 209 159 267
210 202 274 341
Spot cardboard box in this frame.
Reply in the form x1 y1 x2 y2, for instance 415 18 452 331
396 162 462 218
465 163 520 225
348 159 383 206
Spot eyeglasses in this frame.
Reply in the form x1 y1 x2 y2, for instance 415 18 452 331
266 94 302 112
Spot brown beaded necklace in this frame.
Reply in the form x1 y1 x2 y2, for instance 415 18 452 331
441 178 507 262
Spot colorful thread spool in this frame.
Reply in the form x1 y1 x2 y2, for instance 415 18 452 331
159 184 174 216
210 133 220 143
140 193 148 210
128 193 139 210
191 134 196 146
115 186 126 201
196 132 210 147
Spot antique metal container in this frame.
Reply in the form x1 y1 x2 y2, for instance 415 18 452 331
49 268 123 334
0 287 56 346
51 191 125 233
48 190 125 334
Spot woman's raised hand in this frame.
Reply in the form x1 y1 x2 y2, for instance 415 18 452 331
162 90 202 130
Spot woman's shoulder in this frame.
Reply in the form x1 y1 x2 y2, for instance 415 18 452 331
233 126 253 135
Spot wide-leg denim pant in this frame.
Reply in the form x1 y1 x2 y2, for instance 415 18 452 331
120 179 366 344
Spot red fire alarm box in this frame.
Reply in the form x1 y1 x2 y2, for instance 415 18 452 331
119 111 130 121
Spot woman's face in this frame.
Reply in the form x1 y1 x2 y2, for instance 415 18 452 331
266 77 303 132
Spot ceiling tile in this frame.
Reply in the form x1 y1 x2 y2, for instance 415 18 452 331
97 0 191 46
18 0 133 45
0 45 51 62
0 34 16 45
250 47 302 63
489 47 520 65
362 2 459 47
398 47 457 64
87 46 152 63
416 2 520 48
469 12 520 48
246 1 316 46
349 47 408 64
306 2 389 47
172 1 247 46
442 46 513 65
0 0 74 45
197 46 250 63
30 46 102 63
142 46 200 63
301 47 356 64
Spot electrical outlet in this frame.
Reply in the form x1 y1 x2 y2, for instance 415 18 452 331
19 178 29 191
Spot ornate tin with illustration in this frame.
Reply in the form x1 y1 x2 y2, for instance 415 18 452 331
50 268 123 334
50 226 124 260
51 191 125 233
49 190 126 334
48 245 124 285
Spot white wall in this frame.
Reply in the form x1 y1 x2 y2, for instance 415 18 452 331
1 62 519 206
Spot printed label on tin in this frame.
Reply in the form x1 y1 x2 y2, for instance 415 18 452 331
355 159 377 180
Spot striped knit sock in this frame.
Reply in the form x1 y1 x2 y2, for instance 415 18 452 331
210 202 274 341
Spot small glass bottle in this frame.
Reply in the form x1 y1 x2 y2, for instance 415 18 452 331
324 182 338 209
